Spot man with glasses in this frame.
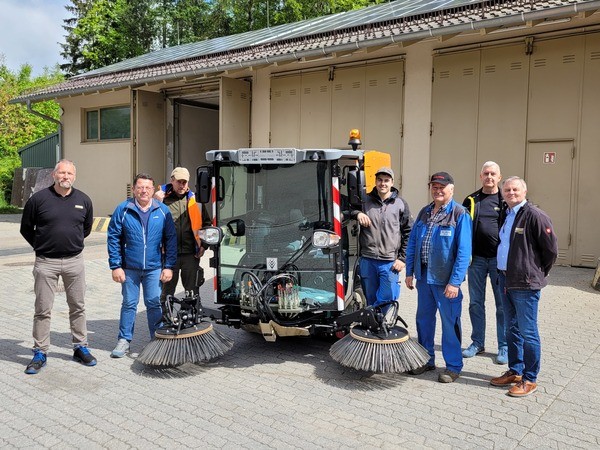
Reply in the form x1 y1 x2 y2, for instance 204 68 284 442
154 167 211 306
107 173 177 358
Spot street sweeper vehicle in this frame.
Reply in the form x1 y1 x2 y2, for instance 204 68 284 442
138 138 429 372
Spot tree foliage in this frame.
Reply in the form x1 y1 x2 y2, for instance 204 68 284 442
61 0 386 76
0 61 63 204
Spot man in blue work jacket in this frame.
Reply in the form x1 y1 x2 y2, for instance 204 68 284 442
405 172 472 383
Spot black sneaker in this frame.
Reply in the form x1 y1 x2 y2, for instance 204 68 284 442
407 364 436 376
25 350 47 375
73 346 97 366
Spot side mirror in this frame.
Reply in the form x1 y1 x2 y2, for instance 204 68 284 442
346 167 365 209
195 166 211 204
227 219 246 237
197 226 223 246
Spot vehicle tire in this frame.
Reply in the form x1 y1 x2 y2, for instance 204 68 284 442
345 287 366 312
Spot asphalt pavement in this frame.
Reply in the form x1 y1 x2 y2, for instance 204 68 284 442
1 213 599 449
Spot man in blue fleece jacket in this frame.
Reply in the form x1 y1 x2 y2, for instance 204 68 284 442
107 173 177 358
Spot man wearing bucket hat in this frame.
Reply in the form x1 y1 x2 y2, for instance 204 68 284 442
348 167 413 308
405 172 472 383
154 167 211 305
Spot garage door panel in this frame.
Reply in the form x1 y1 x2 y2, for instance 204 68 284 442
331 66 366 149
364 62 404 186
527 36 584 139
271 75 301 147
431 52 480 201
478 45 529 183
575 33 600 266
300 71 331 148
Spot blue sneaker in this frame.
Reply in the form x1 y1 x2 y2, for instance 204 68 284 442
25 350 47 375
495 347 508 365
73 346 97 366
462 344 484 358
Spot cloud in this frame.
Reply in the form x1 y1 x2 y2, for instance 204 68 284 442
0 0 68 75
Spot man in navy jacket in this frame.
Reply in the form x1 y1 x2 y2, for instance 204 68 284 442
107 173 177 358
490 176 557 397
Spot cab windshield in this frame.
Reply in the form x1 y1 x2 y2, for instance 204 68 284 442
216 161 337 308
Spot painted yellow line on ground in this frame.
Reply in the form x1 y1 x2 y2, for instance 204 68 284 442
92 217 109 232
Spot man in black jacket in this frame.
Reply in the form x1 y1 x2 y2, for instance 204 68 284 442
462 161 508 364
490 176 558 397
20 159 96 374
350 167 413 307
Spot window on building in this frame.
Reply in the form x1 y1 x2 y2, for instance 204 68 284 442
85 106 130 141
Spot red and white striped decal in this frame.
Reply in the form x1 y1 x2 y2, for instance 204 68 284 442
332 178 344 310
211 176 217 303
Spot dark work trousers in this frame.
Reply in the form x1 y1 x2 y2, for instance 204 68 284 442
160 253 200 301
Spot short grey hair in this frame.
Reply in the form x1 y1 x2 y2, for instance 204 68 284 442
502 176 527 191
53 159 76 171
481 161 500 174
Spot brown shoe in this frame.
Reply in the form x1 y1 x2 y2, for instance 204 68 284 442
508 380 537 397
490 370 522 386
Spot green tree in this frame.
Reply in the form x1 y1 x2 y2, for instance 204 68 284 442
60 0 386 76
61 0 157 74
0 61 63 204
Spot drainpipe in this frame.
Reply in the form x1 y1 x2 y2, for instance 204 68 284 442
26 99 62 163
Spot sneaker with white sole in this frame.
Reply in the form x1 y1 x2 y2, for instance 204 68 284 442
111 339 130 358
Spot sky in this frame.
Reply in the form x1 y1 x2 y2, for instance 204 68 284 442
0 0 70 76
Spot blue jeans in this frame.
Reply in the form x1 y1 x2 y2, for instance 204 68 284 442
118 268 163 341
415 279 463 373
467 256 506 351
359 257 400 307
498 273 541 382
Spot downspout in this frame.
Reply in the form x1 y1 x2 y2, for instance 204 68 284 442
26 99 62 162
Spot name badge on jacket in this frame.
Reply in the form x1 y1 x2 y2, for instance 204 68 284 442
440 229 452 237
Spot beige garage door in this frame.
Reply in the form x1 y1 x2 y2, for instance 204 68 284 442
271 60 405 186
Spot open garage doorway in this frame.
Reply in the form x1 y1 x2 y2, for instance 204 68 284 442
167 77 250 176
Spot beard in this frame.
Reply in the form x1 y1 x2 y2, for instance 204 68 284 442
57 180 73 189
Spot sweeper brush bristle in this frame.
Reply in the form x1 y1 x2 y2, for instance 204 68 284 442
329 326 430 373
137 322 234 367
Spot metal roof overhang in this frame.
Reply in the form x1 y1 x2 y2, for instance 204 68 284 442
11 0 600 105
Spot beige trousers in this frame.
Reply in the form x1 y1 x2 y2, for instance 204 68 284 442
32 253 88 352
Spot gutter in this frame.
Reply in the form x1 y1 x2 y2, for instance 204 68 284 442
26 100 62 161
12 1 600 104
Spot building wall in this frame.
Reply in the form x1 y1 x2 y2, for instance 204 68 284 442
429 33 600 266
59 90 132 217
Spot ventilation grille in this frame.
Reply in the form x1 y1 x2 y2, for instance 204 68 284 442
484 65 496 74
562 54 576 64
510 61 523 70
439 70 450 79
533 58 547 68
590 51 600 61
463 68 474 76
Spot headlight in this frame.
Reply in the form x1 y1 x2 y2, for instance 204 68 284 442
197 226 223 245
312 230 340 248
